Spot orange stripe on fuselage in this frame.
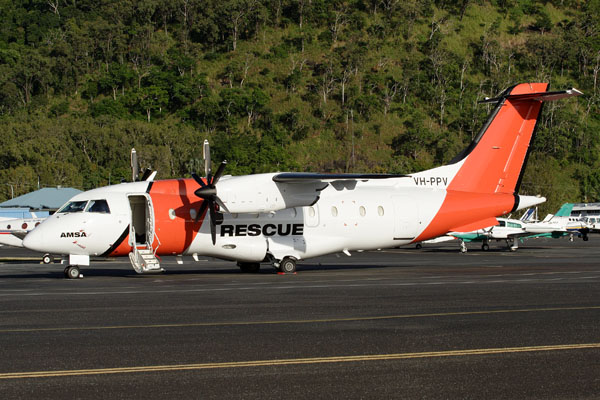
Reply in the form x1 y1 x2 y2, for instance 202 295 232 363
106 228 132 257
148 179 206 255
415 191 514 242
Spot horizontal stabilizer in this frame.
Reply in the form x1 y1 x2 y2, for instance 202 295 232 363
480 88 582 104
273 172 408 183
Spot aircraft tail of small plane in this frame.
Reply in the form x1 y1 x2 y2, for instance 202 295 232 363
554 203 574 217
519 207 536 222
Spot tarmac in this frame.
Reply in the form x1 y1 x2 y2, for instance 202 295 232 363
0 237 599 399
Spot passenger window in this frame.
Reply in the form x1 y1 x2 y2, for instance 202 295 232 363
58 201 88 213
87 199 111 214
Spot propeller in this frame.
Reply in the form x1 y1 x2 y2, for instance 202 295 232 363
192 140 227 245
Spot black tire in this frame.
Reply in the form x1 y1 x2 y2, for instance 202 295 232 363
481 243 490 251
42 254 53 264
279 257 296 273
583 236 589 242
415 243 422 249
238 262 260 273
65 266 80 279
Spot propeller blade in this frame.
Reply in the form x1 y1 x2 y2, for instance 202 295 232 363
209 201 217 245
212 161 228 185
191 173 207 188
195 200 209 223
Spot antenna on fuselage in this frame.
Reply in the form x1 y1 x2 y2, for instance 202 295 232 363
131 148 139 182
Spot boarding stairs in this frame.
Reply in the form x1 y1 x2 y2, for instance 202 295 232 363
128 231 163 274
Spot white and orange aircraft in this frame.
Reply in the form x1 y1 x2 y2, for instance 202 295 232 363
22 83 581 278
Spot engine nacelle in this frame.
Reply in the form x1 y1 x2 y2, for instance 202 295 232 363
215 173 326 214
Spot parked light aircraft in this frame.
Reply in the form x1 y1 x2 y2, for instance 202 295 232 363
22 83 581 278
525 203 590 240
448 203 588 252
0 216 46 246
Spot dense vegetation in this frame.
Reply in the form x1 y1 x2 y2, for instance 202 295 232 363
1 0 599 213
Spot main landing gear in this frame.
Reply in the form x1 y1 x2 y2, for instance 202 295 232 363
278 257 297 274
64 265 81 279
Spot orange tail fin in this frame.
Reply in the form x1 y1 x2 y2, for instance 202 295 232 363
448 83 581 195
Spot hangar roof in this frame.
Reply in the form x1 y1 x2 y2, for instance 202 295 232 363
0 187 82 210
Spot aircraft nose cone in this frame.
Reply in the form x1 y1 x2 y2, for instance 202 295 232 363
22 228 45 252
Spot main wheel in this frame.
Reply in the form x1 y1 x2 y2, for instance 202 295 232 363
583 235 589 242
42 254 54 264
65 266 80 279
279 257 297 273
481 243 490 251
238 262 260 273
415 243 422 249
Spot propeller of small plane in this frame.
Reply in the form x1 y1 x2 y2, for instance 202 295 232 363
191 140 227 245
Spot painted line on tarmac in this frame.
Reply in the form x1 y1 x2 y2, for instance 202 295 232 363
2 272 600 298
1 343 599 379
1 305 599 333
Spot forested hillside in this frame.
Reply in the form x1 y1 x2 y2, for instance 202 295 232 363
1 0 599 213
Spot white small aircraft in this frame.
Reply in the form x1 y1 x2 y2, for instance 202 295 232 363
447 203 589 252
0 216 56 263
0 216 45 247
524 203 590 240
22 83 581 278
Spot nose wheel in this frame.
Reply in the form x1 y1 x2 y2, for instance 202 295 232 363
64 265 81 279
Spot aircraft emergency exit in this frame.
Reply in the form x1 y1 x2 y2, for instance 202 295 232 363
22 83 582 278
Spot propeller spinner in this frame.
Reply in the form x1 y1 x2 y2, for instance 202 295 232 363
192 140 227 245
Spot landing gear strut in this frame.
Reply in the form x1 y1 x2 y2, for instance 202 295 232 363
64 265 81 279
459 240 467 253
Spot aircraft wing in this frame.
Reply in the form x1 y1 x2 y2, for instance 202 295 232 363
506 232 537 240
10 231 28 240
272 172 409 183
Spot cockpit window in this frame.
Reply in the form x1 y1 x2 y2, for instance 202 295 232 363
87 199 111 214
57 201 88 213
